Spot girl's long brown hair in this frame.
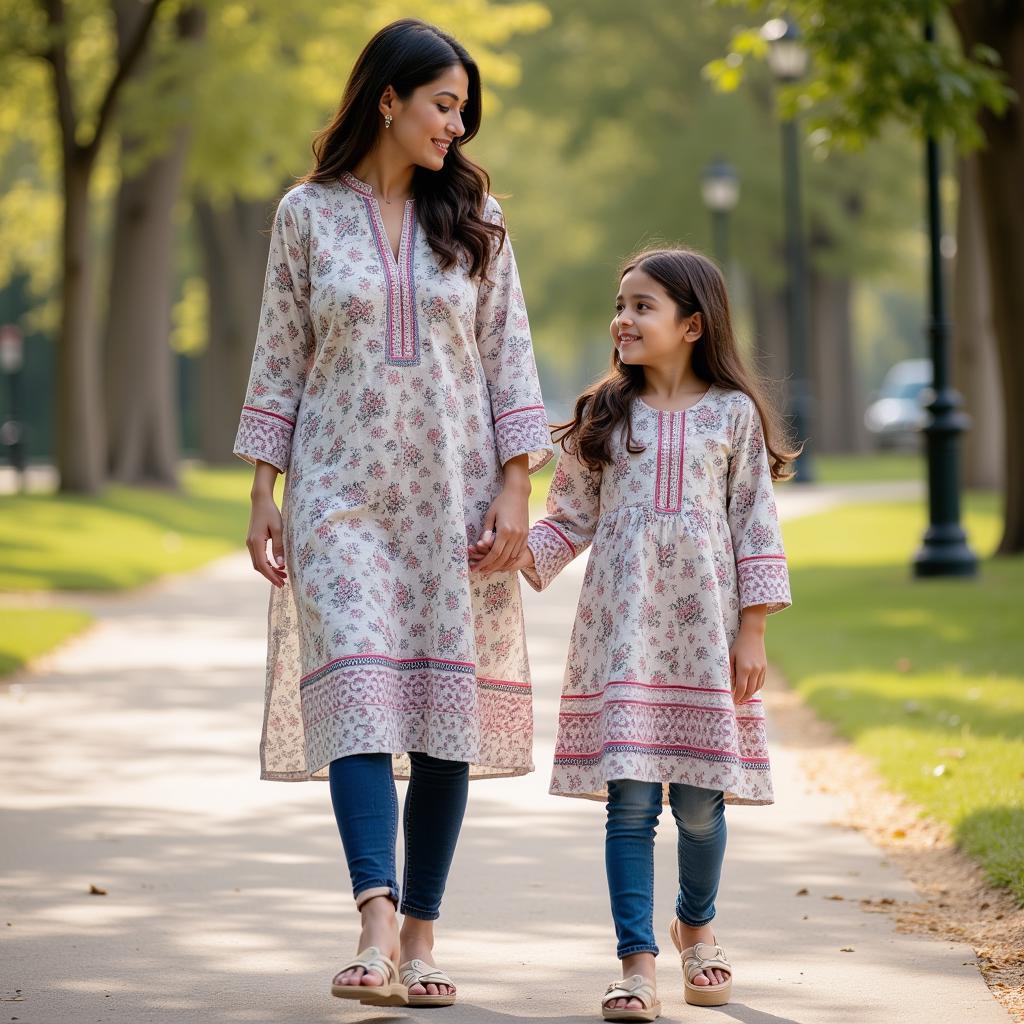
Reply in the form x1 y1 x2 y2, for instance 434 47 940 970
298 19 504 279
554 248 799 480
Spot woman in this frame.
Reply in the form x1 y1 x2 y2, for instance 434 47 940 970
234 19 552 1008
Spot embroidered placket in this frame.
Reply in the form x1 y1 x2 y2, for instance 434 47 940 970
343 173 421 366
654 409 685 513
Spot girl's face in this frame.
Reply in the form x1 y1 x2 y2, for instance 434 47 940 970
384 64 469 171
610 268 703 369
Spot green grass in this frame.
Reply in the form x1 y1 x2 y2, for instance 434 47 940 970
770 493 1024 902
0 465 254 678
813 451 923 484
0 465 253 591
0 607 94 676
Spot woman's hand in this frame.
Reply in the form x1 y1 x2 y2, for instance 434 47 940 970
247 462 287 588
469 455 530 576
469 533 535 574
730 606 768 705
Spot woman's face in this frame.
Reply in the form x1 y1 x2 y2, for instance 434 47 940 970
386 64 470 171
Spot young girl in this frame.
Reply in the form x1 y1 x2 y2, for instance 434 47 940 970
471 248 795 1021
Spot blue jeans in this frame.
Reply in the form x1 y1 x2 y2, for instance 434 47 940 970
605 779 727 958
329 751 469 921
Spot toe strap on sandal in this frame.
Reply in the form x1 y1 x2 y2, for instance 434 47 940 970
400 959 455 991
334 945 398 986
603 974 657 1009
682 942 731 985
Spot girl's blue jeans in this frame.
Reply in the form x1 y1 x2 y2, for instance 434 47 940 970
329 751 469 921
606 779 727 958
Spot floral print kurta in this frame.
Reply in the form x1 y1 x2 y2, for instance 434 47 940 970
234 174 552 782
523 387 791 805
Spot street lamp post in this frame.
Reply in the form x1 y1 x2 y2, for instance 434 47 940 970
701 158 740 270
763 17 815 483
912 19 977 578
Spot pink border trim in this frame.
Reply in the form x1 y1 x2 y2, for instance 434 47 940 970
243 404 295 426
561 699 760 716
737 554 788 563
562 680 762 700
556 739 770 763
494 404 546 423
302 652 476 684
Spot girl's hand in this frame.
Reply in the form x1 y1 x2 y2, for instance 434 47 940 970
470 456 530 576
247 462 287 588
730 606 768 705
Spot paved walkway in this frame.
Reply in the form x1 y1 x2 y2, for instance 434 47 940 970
0 479 1008 1023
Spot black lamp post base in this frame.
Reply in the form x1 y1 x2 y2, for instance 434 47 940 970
912 527 979 578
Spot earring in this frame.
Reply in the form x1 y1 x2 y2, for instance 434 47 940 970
384 113 393 129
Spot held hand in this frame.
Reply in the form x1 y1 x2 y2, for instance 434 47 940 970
247 490 287 588
468 533 535 574
729 609 768 705
469 483 529 576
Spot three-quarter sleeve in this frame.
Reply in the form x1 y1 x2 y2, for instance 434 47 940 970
475 196 553 474
233 191 315 473
522 439 602 592
726 395 792 614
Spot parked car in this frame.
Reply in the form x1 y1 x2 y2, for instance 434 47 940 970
864 358 933 450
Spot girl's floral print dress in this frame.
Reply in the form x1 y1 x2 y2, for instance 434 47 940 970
523 387 791 805
234 175 552 782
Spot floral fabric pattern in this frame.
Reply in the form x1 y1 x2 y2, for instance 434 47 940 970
523 388 791 806
235 176 552 782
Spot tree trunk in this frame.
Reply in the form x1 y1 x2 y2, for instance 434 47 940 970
104 131 190 485
103 4 204 486
808 270 867 453
195 196 272 463
45 0 165 494
952 3 1024 554
57 157 105 493
952 154 1003 491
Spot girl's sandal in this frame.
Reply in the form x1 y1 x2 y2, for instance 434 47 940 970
668 918 732 1007
601 974 661 1022
400 958 457 1007
330 945 409 1006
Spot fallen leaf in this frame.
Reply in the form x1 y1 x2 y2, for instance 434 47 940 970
795 888 809 896
891 829 906 839
88 884 107 896
980 902 990 910
840 947 855 953
826 894 845 901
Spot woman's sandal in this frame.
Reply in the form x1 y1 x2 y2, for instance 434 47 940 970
668 917 733 1006
330 945 409 1006
601 974 661 1022
400 958 457 1007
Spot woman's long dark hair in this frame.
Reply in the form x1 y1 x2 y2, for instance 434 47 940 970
554 248 799 480
298 19 503 279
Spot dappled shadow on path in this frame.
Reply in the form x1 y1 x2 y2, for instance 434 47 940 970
0 555 997 1023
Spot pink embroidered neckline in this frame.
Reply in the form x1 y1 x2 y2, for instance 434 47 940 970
342 172 420 366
